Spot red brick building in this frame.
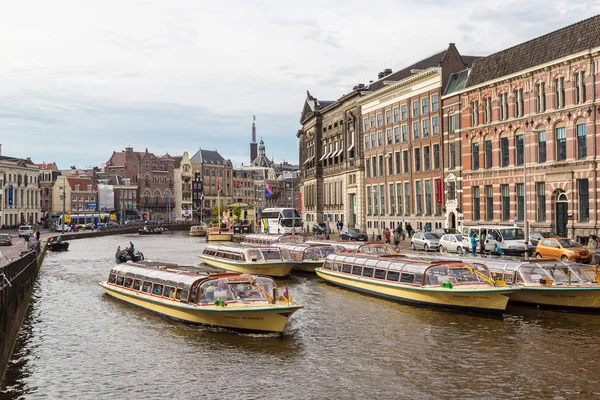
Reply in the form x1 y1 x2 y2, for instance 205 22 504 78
443 15 600 240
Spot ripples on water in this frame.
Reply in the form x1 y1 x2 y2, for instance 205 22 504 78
2 232 600 399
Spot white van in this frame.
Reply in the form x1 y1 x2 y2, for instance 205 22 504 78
18 225 34 238
461 225 530 256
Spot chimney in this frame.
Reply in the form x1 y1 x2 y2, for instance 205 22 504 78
377 71 385 79
383 68 392 76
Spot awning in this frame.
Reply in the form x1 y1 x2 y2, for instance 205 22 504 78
303 156 314 165
335 148 344 157
347 143 354 151
319 153 328 161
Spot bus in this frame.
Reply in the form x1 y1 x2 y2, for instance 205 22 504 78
260 208 302 234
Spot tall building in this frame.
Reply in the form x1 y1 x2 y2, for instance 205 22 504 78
443 15 600 241
173 152 193 220
189 149 233 213
37 162 61 220
250 116 258 164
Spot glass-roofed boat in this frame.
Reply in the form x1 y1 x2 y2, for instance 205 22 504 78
272 243 337 273
199 244 296 277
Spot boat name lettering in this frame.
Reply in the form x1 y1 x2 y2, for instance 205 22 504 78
223 316 264 320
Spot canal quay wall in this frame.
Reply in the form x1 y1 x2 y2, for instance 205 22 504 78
0 223 190 383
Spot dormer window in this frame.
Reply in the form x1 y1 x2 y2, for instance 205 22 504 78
87 184 92 191
74 184 80 191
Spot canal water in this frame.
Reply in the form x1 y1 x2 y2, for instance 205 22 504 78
2 232 600 399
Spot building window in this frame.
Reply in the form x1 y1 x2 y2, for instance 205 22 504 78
422 98 429 115
536 182 546 222
394 127 400 144
364 136 369 150
396 183 403 216
471 101 479 127
389 183 395 216
379 184 385 216
403 150 409 174
554 77 565 109
485 185 493 221
424 180 432 216
516 183 524 223
501 137 509 167
432 116 439 135
485 140 492 169
575 71 586 104
404 182 411 215
415 181 422 215
372 158 377 179
473 186 480 221
376 113 382 128
472 142 479 170
386 128 393 145
515 134 524 166
449 143 456 169
401 125 408 142
579 179 589 222
538 131 546 163
414 148 421 172
422 119 430 138
364 118 369 132
367 185 372 216
378 155 383 177
556 125 566 161
501 184 510 221
365 157 370 178
447 181 456 201
499 93 508 120
431 94 439 111
412 101 419 118
393 107 399 123
535 82 546 113
370 116 375 127
395 152 401 174
386 110 391 125
401 104 407 120
433 144 440 170
377 131 383 146
423 146 430 171
373 185 378 216
413 121 420 140
387 154 393 175
483 97 492 124
448 115 456 133
514 89 524 118
577 123 587 159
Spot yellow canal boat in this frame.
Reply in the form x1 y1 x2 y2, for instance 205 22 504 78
189 223 207 237
273 243 337 273
199 244 295 277
99 262 303 333
316 254 516 313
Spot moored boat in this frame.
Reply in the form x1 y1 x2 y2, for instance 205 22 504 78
199 244 295 277
242 234 306 247
99 263 303 333
316 254 516 313
207 224 234 242
273 243 337 273
189 223 208 237
47 237 69 251
138 227 164 235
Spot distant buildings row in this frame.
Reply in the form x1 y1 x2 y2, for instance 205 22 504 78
0 121 299 228
298 15 600 240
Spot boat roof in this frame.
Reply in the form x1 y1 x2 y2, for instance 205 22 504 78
274 243 336 252
111 264 204 289
244 234 306 242
326 254 477 274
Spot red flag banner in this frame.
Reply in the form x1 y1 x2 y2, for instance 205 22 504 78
435 178 443 206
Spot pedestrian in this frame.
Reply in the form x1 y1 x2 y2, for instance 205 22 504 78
470 233 478 256
480 230 486 254
339 221 343 231
406 222 413 238
393 231 400 249
493 243 503 256
130 241 134 251
384 227 391 244
35 229 40 241
336 221 341 233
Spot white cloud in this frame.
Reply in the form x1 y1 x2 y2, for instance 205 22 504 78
0 0 598 167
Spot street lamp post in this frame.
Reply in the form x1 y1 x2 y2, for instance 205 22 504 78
524 129 544 260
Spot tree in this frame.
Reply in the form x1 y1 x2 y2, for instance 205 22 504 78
232 205 242 221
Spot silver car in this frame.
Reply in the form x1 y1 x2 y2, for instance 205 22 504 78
439 234 465 254
410 232 441 252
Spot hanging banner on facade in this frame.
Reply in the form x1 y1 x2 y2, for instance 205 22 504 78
8 185 13 206
297 192 302 212
435 179 442 206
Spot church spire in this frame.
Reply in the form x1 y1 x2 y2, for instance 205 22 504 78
250 115 258 163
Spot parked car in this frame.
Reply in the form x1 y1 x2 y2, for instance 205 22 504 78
438 234 464 254
410 232 441 252
534 237 592 263
0 233 12 246
433 228 459 237
312 223 330 234
530 231 560 248
340 228 368 241
18 225 34 238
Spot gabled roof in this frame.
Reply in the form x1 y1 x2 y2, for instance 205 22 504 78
173 156 183 168
67 176 97 191
467 15 600 87
36 162 58 170
190 149 226 165
0 155 36 166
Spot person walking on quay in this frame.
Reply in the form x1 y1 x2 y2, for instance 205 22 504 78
35 229 40 241
393 230 400 249
339 221 343 232
406 222 413 238
383 227 391 244
470 234 478 256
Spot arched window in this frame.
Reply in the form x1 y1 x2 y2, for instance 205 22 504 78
154 190 161 205
555 122 566 161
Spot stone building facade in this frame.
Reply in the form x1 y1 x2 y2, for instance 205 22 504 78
173 151 193 221
37 162 60 219
0 147 41 227
190 149 233 212
444 15 600 241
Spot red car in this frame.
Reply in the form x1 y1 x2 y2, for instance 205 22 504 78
0 233 12 246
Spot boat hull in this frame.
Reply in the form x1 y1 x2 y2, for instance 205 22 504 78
207 233 233 242
99 282 301 333
199 255 294 277
48 242 69 251
316 269 513 313
190 231 207 237
293 260 323 273
509 286 600 310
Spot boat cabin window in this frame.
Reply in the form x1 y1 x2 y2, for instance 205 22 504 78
108 273 117 284
400 272 415 284
124 277 133 288
426 265 454 285
261 249 281 261
570 265 598 283
332 262 341 272
246 249 262 262
517 266 548 284
374 269 387 280
351 265 362 275
255 277 274 297
362 267 374 278
116 275 124 286
133 279 142 290
176 288 188 302
163 286 176 299
386 271 400 282
152 284 164 296
142 281 152 293
199 279 234 303
342 264 352 274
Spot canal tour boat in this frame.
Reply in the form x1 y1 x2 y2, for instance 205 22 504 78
207 224 234 242
272 243 337 273
99 262 303 333
242 233 306 247
189 223 208 237
305 240 398 256
316 254 517 313
199 244 295 277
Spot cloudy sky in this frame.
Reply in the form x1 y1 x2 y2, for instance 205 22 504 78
1 1 599 169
